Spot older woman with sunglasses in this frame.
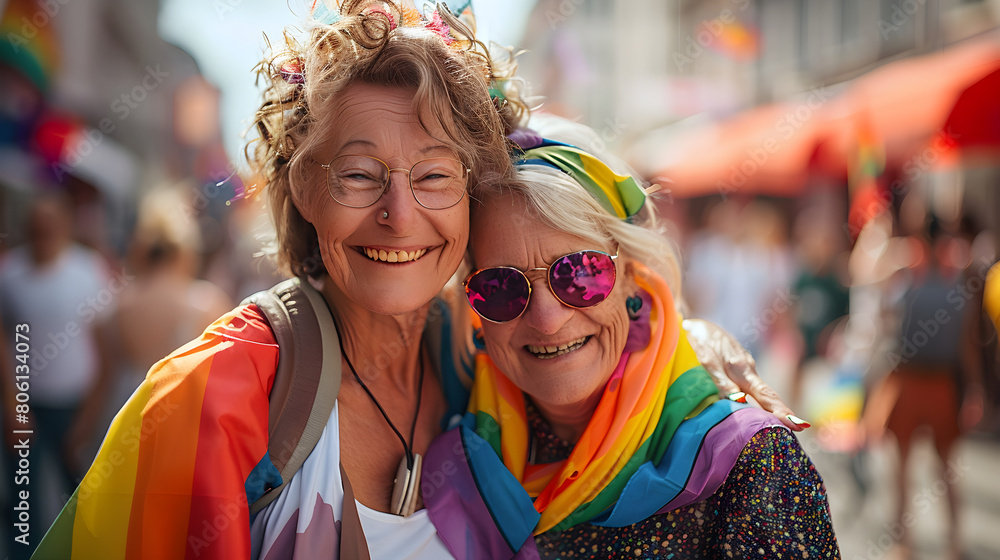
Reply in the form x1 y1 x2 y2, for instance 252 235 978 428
422 116 840 559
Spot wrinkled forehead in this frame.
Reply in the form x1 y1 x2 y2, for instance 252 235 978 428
470 181 618 267
471 191 532 233
469 192 548 261
310 81 459 156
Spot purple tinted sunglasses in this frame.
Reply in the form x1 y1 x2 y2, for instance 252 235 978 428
464 249 618 323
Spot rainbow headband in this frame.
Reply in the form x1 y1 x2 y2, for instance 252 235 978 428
516 139 648 220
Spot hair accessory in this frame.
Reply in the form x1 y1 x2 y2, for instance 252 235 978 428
309 1 475 47
279 58 304 85
367 4 398 29
382 210 389 219
310 0 343 24
488 83 508 112
487 84 505 99
424 10 453 43
515 138 648 220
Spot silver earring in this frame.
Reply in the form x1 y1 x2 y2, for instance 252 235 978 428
382 210 389 219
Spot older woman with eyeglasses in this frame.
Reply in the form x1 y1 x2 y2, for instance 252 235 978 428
422 116 841 559
31 3 508 559
29 3 801 559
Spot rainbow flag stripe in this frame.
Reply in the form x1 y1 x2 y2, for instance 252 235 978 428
32 306 278 559
0 0 61 91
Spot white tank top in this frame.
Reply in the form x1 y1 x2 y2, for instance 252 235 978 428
250 401 452 560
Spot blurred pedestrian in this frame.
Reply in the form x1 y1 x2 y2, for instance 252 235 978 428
202 194 284 301
788 204 851 409
685 198 794 356
864 214 984 560
65 187 232 467
0 193 111 560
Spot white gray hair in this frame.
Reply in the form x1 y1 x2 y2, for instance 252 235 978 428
473 114 683 301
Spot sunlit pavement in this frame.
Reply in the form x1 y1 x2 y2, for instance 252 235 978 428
802 430 1000 560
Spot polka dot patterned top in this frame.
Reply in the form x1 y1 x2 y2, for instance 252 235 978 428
527 403 842 559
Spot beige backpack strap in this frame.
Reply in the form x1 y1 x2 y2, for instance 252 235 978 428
246 278 342 515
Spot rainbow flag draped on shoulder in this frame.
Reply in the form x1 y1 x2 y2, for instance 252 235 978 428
31 306 280 560
422 266 787 559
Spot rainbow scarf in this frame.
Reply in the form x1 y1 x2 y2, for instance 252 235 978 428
31 306 279 560
423 267 787 558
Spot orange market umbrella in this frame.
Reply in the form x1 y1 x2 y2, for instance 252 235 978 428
654 100 830 198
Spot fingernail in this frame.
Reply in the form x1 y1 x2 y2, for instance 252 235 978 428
727 391 748 403
786 414 811 429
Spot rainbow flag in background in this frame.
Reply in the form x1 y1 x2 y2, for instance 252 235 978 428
847 116 887 238
31 306 279 560
701 18 758 60
850 117 885 187
0 0 60 92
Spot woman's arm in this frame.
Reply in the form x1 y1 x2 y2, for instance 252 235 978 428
717 427 841 558
683 319 806 430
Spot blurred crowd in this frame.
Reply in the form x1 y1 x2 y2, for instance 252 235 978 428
670 190 998 559
673 192 996 439
0 1 287 557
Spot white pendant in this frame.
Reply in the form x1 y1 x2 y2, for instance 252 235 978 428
389 453 422 517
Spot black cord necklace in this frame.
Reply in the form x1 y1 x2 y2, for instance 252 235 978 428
335 324 425 516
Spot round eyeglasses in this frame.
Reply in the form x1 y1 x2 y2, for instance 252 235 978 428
464 249 618 323
321 154 470 210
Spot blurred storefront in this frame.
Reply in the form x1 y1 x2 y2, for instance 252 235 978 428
515 0 1000 241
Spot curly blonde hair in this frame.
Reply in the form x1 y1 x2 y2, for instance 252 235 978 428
246 1 521 278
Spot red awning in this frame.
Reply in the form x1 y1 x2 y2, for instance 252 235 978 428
943 65 1000 153
811 37 1000 179
656 35 1000 197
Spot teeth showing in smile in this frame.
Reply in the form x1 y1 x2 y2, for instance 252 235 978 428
363 247 428 263
526 336 589 359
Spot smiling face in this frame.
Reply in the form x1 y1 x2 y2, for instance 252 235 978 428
294 83 470 316
470 192 633 408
